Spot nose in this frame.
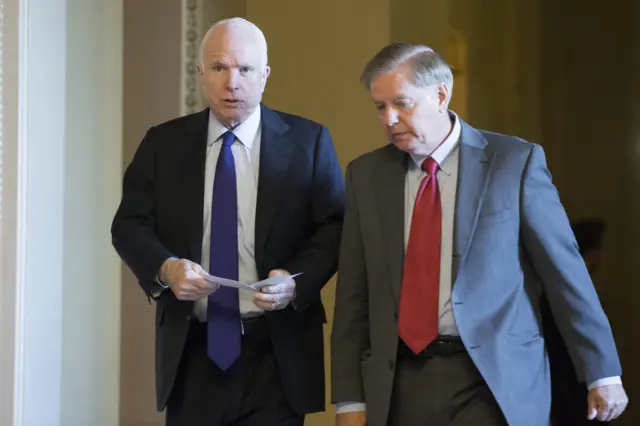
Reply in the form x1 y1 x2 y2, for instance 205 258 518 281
225 69 239 91
383 107 399 128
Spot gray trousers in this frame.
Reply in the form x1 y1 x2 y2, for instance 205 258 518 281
388 351 507 426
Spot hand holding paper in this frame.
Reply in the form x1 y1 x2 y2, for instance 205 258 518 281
253 269 298 311
162 258 220 301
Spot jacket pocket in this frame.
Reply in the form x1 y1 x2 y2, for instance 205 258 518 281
476 208 511 229
507 331 541 344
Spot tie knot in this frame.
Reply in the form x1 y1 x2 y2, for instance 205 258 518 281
421 157 439 175
221 131 235 148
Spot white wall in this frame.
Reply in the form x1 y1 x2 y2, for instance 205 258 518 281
0 0 122 425
60 1 123 425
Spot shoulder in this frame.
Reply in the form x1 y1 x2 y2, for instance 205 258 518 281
461 121 543 164
147 109 208 135
346 144 403 175
263 105 328 136
464 124 548 172
477 128 537 154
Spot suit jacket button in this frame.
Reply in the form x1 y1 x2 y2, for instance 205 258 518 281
388 360 395 370
186 314 192 321
393 312 399 320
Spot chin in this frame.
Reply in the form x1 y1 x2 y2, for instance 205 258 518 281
222 111 246 125
391 139 419 154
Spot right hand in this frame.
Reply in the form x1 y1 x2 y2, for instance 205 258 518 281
336 411 366 426
161 258 219 301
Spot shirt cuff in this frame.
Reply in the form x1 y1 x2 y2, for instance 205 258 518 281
335 402 366 414
588 376 622 389
151 275 168 298
155 275 168 289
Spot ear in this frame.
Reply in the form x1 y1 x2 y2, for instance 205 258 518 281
196 63 205 86
261 65 271 92
437 84 450 112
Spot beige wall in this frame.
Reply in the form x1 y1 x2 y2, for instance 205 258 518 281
246 2 392 424
120 1 182 425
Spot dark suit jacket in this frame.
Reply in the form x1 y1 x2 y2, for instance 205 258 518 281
112 104 345 414
331 120 621 426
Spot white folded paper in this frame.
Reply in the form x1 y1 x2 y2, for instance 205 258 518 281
203 272 302 292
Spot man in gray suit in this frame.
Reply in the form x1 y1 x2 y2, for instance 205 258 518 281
331 43 628 426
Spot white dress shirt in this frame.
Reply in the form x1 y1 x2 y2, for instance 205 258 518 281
336 112 619 414
193 108 264 321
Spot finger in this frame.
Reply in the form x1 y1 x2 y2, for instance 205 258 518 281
268 269 287 277
185 269 213 288
608 402 623 421
619 399 629 415
254 292 279 303
253 299 275 311
190 262 207 275
173 284 201 300
182 260 194 271
188 277 214 290
176 279 216 298
586 394 598 420
261 283 287 294
597 405 611 422
179 288 213 301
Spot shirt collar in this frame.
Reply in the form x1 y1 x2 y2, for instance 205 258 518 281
409 111 461 176
207 106 262 150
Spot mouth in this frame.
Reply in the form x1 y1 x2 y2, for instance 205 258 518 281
222 99 242 106
391 132 411 140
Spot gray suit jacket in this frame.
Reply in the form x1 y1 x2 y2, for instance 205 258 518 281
330 121 621 426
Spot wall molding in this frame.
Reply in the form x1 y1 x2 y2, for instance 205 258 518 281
180 0 204 116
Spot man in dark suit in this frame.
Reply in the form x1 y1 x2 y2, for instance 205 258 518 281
112 18 344 426
331 43 628 426
543 219 609 425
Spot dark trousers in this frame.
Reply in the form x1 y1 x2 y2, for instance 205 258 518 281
166 317 304 426
388 340 507 426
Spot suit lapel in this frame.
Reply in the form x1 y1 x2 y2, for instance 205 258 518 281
185 109 210 263
255 105 293 273
453 122 495 269
375 145 408 308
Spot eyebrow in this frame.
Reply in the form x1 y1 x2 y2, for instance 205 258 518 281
211 61 229 69
210 61 256 70
373 96 410 104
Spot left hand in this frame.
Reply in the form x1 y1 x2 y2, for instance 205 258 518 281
587 384 629 421
253 269 296 311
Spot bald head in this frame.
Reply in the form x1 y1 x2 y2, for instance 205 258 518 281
196 18 271 129
199 18 268 68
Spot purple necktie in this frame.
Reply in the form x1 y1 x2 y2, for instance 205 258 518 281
207 131 241 370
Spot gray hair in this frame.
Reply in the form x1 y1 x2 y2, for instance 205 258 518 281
360 43 453 96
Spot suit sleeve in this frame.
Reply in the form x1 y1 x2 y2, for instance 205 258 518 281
520 144 621 383
330 163 370 403
111 127 175 299
283 126 345 311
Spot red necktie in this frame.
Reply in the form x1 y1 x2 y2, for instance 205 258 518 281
398 157 441 354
